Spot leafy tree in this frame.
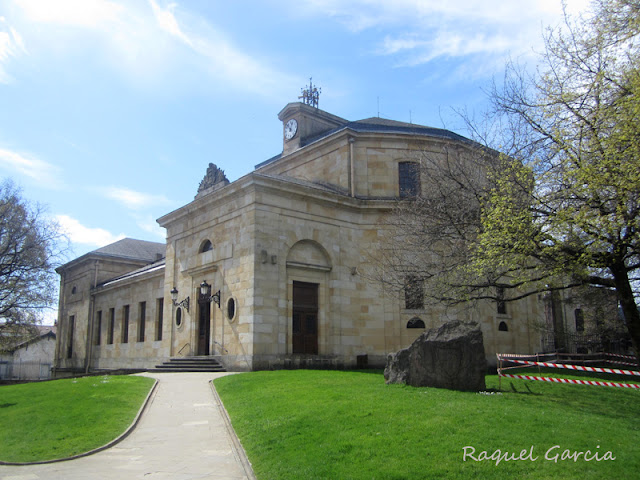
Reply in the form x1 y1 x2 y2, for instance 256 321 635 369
0 179 67 349
377 0 640 357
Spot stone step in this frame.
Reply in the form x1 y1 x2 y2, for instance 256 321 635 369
148 368 226 373
149 356 226 373
155 363 225 369
159 359 221 364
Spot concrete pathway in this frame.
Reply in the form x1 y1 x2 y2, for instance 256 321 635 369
0 372 256 480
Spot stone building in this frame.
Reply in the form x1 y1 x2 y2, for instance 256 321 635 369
54 101 551 374
1 326 56 380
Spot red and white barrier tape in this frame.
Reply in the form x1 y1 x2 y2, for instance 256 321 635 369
499 373 640 389
503 358 640 377
606 359 639 367
605 353 638 361
497 353 556 359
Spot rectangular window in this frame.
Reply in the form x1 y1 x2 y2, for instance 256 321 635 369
95 310 102 346
399 162 420 198
138 301 146 342
67 315 75 359
497 287 507 315
156 298 164 341
108 308 115 344
404 275 425 310
575 308 585 332
122 305 129 344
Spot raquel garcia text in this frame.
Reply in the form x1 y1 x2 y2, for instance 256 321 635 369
462 445 615 466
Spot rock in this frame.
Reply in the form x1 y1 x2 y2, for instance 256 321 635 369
384 320 487 391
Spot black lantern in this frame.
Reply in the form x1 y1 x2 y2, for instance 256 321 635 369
200 280 221 308
170 287 190 312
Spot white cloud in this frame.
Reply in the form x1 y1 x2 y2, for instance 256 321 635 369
300 0 592 69
148 0 193 47
101 186 171 210
15 0 124 29
134 214 166 240
300 0 589 30
146 0 296 96
7 0 296 97
0 147 63 187
0 18 27 83
55 214 125 248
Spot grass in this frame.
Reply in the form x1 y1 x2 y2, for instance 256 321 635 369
0 375 155 463
214 370 640 480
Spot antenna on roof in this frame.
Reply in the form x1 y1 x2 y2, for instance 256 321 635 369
299 77 321 108
377 97 380 117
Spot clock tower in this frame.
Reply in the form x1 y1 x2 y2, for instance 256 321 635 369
278 102 347 156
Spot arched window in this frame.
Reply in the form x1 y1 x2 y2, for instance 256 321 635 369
407 317 426 329
498 321 509 332
200 239 213 253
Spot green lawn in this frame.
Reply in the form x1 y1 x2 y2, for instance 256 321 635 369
214 370 640 480
0 375 155 463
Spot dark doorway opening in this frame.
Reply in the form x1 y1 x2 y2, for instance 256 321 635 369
197 292 211 355
292 281 319 354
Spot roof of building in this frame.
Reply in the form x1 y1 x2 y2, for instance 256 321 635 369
347 117 470 142
97 258 166 289
1 325 56 353
255 111 473 170
57 238 166 273
92 238 166 262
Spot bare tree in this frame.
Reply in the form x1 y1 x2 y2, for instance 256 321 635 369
374 0 640 357
0 179 67 349
373 143 498 307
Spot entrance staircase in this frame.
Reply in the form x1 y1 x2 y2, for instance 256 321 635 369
150 356 226 373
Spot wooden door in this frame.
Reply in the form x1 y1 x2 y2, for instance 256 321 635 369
292 282 318 354
197 294 211 355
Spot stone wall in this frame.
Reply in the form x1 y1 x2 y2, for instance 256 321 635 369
91 268 167 370
55 110 547 373
56 257 155 371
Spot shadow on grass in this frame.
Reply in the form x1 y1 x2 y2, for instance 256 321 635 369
0 403 16 408
498 382 542 395
346 369 384 375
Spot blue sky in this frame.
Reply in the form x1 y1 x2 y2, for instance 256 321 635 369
0 0 590 261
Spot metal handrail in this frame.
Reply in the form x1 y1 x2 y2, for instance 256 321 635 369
213 340 229 354
177 342 191 357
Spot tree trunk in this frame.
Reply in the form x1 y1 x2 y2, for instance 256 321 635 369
610 263 640 366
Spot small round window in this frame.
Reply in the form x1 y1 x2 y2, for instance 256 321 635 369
175 307 183 327
227 297 237 322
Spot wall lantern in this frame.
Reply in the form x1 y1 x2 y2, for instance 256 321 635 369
170 287 190 312
200 280 221 308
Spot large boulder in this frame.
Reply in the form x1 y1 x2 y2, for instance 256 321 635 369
384 320 487 391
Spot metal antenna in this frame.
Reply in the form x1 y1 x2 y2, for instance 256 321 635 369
299 77 321 108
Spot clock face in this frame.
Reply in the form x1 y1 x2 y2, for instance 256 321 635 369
284 118 298 140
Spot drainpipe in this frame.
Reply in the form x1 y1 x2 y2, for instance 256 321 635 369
84 260 99 374
52 272 66 377
169 240 177 357
349 137 356 197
